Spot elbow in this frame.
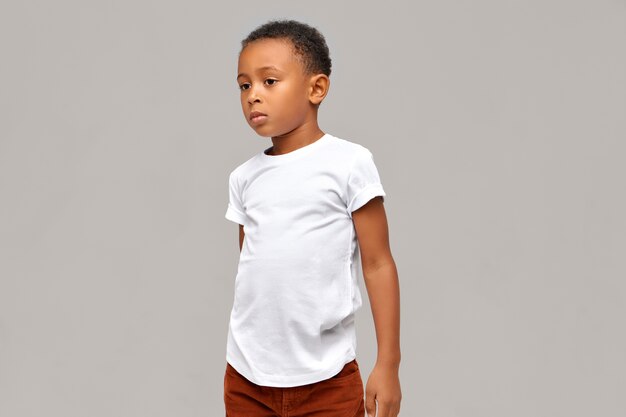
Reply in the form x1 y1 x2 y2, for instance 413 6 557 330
361 255 396 278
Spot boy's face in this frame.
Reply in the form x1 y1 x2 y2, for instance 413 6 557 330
237 38 318 138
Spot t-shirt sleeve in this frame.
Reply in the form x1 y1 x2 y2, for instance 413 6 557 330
346 148 386 217
225 171 248 226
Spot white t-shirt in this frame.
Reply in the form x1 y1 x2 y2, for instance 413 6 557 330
224 133 386 387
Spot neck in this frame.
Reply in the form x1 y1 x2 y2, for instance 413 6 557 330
268 124 324 156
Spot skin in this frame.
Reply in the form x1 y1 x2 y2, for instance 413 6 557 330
235 37 402 417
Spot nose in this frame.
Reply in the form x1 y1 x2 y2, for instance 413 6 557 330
246 84 262 104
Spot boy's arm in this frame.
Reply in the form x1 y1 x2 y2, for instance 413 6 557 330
239 224 245 253
352 196 402 416
352 196 401 366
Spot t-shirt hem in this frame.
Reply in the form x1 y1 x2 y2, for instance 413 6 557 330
225 352 357 388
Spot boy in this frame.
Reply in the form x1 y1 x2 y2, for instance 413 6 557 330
224 19 401 417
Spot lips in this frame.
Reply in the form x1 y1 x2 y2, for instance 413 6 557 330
249 111 267 120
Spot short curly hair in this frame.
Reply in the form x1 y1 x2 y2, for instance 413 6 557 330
240 19 332 77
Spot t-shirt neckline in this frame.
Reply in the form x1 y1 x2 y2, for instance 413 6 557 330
260 133 331 164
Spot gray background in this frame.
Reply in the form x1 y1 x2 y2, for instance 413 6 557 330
1 0 624 416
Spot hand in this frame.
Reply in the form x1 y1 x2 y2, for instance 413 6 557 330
365 362 402 417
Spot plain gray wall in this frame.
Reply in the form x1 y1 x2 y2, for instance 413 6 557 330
1 1 624 416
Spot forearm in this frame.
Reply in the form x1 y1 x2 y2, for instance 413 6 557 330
362 261 401 368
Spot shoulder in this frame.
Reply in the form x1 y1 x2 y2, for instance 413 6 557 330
227 152 260 180
325 134 374 162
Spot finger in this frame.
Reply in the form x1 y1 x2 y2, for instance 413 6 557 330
377 400 389 417
388 402 400 417
380 399 399 417
365 395 376 417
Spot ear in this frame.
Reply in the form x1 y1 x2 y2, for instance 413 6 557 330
308 74 330 105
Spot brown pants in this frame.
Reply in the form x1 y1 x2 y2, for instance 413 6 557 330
224 359 366 417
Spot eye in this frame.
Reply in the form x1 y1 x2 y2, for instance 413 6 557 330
265 79 278 86
239 83 250 91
